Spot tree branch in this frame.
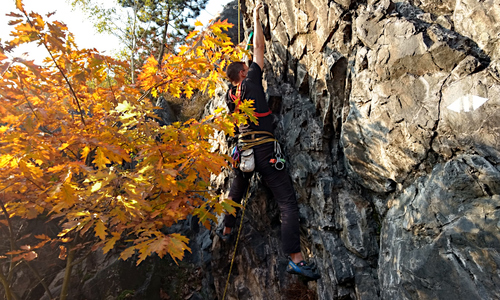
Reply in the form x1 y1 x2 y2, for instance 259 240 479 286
22 12 86 125
156 6 172 68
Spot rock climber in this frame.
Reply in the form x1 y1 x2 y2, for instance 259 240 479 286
218 2 320 281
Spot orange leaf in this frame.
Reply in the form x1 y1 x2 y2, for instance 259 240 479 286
6 12 23 17
24 251 38 261
58 246 67 260
15 0 25 12
35 234 50 240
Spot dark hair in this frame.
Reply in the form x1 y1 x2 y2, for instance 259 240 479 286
226 61 245 82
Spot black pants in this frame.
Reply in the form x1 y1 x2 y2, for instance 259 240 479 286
224 141 300 254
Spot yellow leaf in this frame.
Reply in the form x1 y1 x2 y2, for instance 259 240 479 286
58 142 70 150
102 232 120 254
184 84 194 98
91 181 102 193
167 233 191 263
16 0 25 12
47 164 66 173
119 245 137 261
115 101 132 113
81 146 91 162
0 154 14 168
60 183 76 205
94 219 107 241
93 148 111 169
186 30 199 40
194 20 203 27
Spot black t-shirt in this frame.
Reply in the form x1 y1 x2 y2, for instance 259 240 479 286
226 62 273 134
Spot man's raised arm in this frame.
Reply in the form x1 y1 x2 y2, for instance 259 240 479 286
252 2 265 70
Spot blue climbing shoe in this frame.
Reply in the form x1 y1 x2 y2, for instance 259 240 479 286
286 259 321 280
216 227 232 242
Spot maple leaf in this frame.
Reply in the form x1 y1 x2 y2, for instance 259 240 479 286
168 233 191 263
0 7 251 277
102 232 121 254
185 30 200 40
58 246 67 260
119 245 137 261
94 219 107 241
93 148 111 169
15 0 25 12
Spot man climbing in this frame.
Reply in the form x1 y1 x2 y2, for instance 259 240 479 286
218 2 320 281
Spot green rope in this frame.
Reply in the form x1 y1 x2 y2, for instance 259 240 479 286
221 178 252 300
245 31 254 50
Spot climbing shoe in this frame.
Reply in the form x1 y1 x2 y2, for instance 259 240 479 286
216 227 232 242
286 259 321 280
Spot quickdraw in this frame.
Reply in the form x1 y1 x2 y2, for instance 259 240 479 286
271 140 285 170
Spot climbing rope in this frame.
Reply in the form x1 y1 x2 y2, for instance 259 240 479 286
238 131 276 151
238 0 241 44
221 176 252 300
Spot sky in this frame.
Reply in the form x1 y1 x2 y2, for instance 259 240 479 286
0 0 234 63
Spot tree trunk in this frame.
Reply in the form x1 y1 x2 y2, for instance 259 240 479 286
59 244 75 300
156 5 172 68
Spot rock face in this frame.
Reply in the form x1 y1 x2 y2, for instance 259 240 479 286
5 1 498 299
208 0 500 299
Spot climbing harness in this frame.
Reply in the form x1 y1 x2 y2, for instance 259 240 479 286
231 132 286 172
222 178 252 300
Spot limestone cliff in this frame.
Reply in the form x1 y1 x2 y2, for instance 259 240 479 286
208 0 500 299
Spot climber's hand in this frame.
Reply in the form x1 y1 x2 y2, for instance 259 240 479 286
254 2 263 18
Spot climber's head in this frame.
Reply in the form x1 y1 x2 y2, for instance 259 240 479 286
226 61 248 85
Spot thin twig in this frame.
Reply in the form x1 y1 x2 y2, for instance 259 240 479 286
24 261 54 300
25 177 44 192
22 12 86 125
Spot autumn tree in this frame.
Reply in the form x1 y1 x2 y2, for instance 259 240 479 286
71 0 210 82
0 1 251 299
